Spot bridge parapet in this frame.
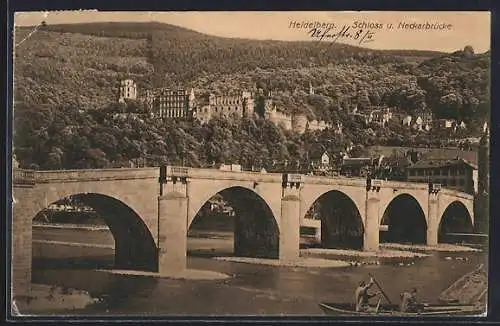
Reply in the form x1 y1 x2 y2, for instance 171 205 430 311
302 175 367 187
13 168 36 186
440 188 474 200
165 166 283 183
35 167 159 183
382 180 428 191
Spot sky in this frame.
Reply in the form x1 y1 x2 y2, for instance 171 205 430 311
14 11 491 53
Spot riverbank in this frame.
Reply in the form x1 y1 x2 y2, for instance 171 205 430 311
13 284 99 315
301 247 430 259
214 256 351 268
380 243 482 253
33 223 109 231
96 268 231 280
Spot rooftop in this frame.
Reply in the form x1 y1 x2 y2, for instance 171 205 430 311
407 158 477 170
342 157 373 166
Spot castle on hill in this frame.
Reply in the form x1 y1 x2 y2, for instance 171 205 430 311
117 79 338 134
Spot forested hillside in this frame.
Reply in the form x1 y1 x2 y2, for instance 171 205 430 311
13 22 490 170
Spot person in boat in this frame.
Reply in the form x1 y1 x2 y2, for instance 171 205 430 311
400 287 420 313
355 277 380 312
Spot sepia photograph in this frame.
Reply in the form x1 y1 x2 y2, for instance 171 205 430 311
10 10 490 317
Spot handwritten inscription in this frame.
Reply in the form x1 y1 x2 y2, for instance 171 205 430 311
308 26 375 45
288 20 454 46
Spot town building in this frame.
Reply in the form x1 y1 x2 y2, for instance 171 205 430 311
118 79 138 103
431 118 455 130
351 106 393 127
310 151 331 172
406 158 478 194
402 115 412 127
365 108 392 126
374 154 413 181
431 119 467 132
340 157 374 177
12 154 19 169
413 109 433 131
307 119 333 132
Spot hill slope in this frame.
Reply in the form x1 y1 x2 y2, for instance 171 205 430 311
12 22 490 171
14 22 450 115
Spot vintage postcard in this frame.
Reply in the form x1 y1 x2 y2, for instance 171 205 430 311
11 11 489 317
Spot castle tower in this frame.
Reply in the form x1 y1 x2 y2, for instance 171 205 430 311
188 88 196 109
242 91 254 117
118 79 137 103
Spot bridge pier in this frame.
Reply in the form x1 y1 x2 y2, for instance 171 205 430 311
364 196 380 252
12 186 37 297
279 196 300 262
314 227 321 244
157 193 188 275
427 196 439 246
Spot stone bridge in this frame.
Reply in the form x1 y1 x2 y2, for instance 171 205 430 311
11 167 474 296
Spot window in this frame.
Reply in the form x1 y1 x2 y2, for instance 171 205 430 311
450 179 457 186
459 179 465 186
409 170 415 176
417 170 424 176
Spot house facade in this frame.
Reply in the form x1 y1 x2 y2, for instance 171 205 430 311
118 79 138 103
405 158 478 194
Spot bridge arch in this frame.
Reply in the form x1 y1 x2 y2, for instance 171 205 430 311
300 187 366 227
437 194 475 229
380 193 427 244
438 201 474 243
188 183 281 230
188 186 280 259
32 193 158 272
302 190 364 249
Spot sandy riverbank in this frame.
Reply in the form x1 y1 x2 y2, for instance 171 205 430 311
301 248 430 259
95 268 231 280
380 243 481 253
214 256 351 268
12 284 99 315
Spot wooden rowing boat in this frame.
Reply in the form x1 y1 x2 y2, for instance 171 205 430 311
318 302 483 316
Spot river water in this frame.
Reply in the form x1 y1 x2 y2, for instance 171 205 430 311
31 227 487 316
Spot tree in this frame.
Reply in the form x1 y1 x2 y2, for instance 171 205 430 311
463 45 475 59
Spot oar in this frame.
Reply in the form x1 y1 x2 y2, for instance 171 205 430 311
368 273 393 305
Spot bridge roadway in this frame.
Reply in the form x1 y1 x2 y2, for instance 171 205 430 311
11 167 474 296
